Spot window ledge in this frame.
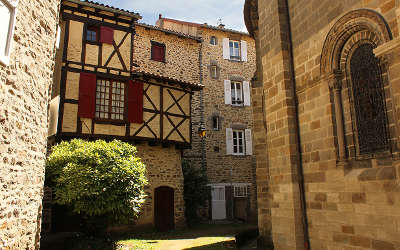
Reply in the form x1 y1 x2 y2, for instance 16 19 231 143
93 118 127 125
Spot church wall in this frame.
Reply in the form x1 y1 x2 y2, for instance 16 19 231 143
253 0 400 249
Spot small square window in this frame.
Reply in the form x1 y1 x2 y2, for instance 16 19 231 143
210 36 217 45
151 41 166 62
87 26 99 42
229 40 240 60
212 116 219 130
0 0 18 65
211 65 217 78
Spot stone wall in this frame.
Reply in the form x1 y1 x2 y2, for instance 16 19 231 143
0 0 59 249
133 25 201 84
248 0 400 249
182 25 258 220
135 144 185 228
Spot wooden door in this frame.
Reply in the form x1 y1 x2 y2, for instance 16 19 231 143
154 186 175 231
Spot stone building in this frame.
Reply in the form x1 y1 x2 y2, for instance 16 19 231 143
156 17 257 221
48 0 202 231
0 0 60 249
245 0 400 249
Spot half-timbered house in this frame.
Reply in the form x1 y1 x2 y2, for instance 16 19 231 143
48 0 202 231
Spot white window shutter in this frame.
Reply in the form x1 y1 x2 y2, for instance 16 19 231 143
223 38 230 59
243 81 251 106
226 128 233 155
56 25 61 48
224 80 232 105
245 129 252 155
241 40 247 62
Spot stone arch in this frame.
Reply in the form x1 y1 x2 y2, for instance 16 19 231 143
320 9 392 76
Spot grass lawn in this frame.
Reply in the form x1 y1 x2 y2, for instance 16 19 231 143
116 222 255 250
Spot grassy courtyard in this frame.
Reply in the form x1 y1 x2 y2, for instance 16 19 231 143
116 223 254 250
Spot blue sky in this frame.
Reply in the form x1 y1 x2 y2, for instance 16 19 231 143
94 0 247 32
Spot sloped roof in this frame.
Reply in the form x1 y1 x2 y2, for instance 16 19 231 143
160 17 250 36
136 23 202 42
132 71 203 90
65 0 142 20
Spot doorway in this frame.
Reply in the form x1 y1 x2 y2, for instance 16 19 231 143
211 185 226 220
154 186 175 231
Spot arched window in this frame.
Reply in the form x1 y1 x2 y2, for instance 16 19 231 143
349 43 389 154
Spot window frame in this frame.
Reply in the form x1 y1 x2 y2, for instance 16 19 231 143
86 25 99 43
231 81 243 106
212 116 219 130
210 36 217 45
95 78 127 122
151 41 166 63
232 129 245 155
229 40 241 61
211 65 218 79
0 0 18 66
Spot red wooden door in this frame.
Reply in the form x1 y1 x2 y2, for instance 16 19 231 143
154 186 175 231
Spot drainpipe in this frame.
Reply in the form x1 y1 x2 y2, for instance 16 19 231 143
282 0 310 249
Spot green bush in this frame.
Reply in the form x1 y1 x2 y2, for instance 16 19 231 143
46 139 148 230
182 160 208 226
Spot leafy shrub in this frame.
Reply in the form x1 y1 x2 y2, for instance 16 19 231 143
182 160 208 226
46 139 148 231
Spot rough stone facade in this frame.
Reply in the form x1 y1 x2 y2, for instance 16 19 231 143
133 24 201 84
157 18 258 221
135 144 185 228
245 0 400 249
0 0 60 249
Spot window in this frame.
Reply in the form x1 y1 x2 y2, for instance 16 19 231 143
0 0 17 65
229 40 240 60
87 26 99 42
232 130 244 155
211 65 217 78
95 79 125 120
210 36 217 45
226 128 252 155
350 43 389 154
234 186 248 197
223 38 247 62
212 116 219 130
231 81 243 105
151 41 165 62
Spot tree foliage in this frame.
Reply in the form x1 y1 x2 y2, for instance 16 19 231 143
182 160 208 226
46 139 148 224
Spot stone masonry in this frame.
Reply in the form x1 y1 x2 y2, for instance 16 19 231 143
157 18 258 220
245 0 400 249
0 0 60 249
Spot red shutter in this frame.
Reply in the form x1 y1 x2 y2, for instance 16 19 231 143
100 26 114 44
78 73 97 118
128 80 144 124
152 45 165 62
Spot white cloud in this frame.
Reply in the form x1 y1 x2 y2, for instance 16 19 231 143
94 0 247 32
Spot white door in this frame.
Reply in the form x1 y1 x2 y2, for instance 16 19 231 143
211 186 226 220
